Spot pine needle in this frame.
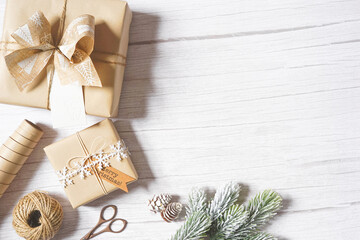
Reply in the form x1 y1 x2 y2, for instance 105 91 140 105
170 211 211 240
232 190 282 238
245 232 277 240
210 204 249 240
169 184 282 240
186 188 207 218
246 190 282 228
208 182 241 222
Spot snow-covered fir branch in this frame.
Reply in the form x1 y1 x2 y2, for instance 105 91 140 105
170 211 211 240
208 182 241 221
186 188 207 218
170 183 282 240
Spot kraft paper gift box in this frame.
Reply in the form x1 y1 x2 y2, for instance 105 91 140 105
0 0 132 117
44 119 138 208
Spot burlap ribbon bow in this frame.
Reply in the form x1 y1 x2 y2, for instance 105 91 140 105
4 11 101 91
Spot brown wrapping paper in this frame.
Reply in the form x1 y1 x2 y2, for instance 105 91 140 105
0 145 28 165
0 183 9 195
0 120 43 198
11 131 38 149
44 119 138 208
4 138 33 156
0 170 16 184
16 120 43 143
0 157 22 174
0 0 132 117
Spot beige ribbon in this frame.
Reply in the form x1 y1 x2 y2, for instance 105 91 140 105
4 11 101 92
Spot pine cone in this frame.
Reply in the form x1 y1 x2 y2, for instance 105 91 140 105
148 194 172 213
161 202 183 222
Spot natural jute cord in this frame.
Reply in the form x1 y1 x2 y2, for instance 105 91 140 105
12 191 63 240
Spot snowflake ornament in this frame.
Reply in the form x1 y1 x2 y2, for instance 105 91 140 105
56 140 130 188
110 140 129 161
93 152 111 171
75 162 92 179
57 167 74 187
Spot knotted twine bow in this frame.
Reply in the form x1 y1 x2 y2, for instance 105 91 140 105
72 133 109 195
4 11 101 92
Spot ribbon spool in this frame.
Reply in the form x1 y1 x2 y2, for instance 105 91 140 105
0 120 43 198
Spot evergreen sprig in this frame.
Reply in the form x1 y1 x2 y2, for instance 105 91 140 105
186 188 207 218
170 182 282 240
170 211 211 240
245 232 277 240
208 182 241 222
231 190 282 239
210 204 248 240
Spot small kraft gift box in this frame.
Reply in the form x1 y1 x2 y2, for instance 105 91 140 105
44 119 138 208
0 0 132 118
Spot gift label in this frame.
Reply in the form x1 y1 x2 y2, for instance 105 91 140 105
98 166 135 193
49 67 87 128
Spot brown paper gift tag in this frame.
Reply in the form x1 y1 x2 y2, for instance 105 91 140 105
0 157 22 174
98 166 136 193
0 0 132 117
44 119 138 208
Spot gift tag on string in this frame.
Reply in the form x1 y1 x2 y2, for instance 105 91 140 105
48 65 87 128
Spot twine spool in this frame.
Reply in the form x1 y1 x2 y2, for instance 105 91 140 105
12 191 63 240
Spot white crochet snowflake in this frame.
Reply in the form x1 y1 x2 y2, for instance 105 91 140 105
93 152 111 171
75 161 92 179
110 140 129 161
56 140 130 188
57 167 74 187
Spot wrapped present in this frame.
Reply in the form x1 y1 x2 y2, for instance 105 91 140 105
44 119 138 208
0 0 132 118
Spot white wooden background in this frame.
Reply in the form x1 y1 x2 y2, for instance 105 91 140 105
1 0 360 239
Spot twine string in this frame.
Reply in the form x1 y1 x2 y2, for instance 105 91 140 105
75 132 108 195
12 191 63 240
27 193 54 236
45 0 68 110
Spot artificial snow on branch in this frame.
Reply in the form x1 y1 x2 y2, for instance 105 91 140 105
186 188 207 218
170 211 211 240
170 182 282 240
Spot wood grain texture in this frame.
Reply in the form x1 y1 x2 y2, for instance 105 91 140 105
0 0 360 239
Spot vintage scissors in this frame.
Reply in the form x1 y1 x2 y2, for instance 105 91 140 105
80 205 127 240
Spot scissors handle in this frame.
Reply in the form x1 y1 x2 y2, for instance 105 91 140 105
100 205 118 221
87 218 128 239
80 205 127 240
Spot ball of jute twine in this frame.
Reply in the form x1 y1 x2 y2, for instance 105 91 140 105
12 191 63 240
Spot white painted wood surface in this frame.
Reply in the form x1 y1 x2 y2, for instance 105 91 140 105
1 0 360 239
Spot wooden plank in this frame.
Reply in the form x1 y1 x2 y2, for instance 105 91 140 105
0 0 360 239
